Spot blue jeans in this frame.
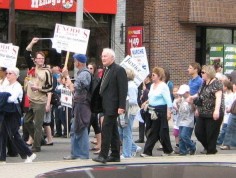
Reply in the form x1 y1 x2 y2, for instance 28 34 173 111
119 114 138 157
70 121 89 159
179 126 195 154
223 114 236 147
217 123 227 145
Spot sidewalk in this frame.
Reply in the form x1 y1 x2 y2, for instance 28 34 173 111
1 154 236 178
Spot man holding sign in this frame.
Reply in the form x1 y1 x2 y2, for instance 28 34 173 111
63 54 92 160
24 38 53 153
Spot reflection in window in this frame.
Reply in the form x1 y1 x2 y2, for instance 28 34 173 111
206 28 232 63
234 30 236 44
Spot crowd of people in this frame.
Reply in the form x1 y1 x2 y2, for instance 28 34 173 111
0 37 236 164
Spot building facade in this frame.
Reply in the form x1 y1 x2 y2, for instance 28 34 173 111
126 0 236 84
0 0 126 70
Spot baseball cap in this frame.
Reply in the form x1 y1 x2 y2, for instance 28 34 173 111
177 84 190 95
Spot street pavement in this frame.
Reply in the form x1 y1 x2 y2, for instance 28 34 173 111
1 120 236 178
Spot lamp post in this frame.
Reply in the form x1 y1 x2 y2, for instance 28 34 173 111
8 0 15 44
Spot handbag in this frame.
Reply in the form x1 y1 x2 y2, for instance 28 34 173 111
148 106 158 120
230 99 236 115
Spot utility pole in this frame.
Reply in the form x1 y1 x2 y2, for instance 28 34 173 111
8 0 15 44
74 0 84 77
76 0 84 28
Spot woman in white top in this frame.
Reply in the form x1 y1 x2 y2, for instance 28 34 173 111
0 67 36 163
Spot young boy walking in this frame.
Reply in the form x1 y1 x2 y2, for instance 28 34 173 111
176 84 196 155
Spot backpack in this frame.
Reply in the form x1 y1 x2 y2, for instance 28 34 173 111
50 75 61 107
85 70 103 113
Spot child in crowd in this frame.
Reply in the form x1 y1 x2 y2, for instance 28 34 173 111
217 80 234 145
176 84 196 155
172 86 180 154
55 74 72 137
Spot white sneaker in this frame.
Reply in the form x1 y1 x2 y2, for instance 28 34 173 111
140 153 151 157
132 146 142 157
24 153 36 163
120 155 126 159
161 151 175 156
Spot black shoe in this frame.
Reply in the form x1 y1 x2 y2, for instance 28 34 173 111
6 153 19 157
106 156 120 162
54 133 62 137
92 156 107 164
31 147 41 152
44 142 53 146
135 139 144 143
41 139 47 146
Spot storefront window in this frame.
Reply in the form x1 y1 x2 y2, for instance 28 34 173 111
206 28 232 63
234 30 236 44
13 11 111 70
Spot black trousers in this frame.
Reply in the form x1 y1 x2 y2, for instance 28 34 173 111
88 113 101 135
195 116 223 154
0 112 32 161
143 110 173 155
99 115 120 159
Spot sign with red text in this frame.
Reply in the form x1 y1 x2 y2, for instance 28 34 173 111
52 23 90 54
0 0 117 14
0 43 19 68
61 88 72 108
127 26 143 55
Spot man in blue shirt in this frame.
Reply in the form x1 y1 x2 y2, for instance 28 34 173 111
188 62 203 96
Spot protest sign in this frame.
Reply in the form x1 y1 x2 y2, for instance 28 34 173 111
61 88 73 108
0 43 19 68
120 55 147 87
130 47 149 75
52 23 90 54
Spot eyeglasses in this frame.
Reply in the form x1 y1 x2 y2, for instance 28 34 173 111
6 72 13 75
201 71 206 74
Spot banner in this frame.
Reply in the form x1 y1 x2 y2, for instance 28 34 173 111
0 0 117 14
127 26 143 55
52 23 90 54
223 44 236 74
61 88 72 108
0 43 19 68
209 44 224 65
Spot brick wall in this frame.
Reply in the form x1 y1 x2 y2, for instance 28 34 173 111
127 0 196 85
126 0 236 85
179 0 236 26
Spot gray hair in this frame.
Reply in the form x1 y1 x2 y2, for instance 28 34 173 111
7 67 20 78
103 48 115 60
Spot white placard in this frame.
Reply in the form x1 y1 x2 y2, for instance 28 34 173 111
130 47 149 75
52 23 90 54
61 88 73 108
120 55 148 87
0 43 19 68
